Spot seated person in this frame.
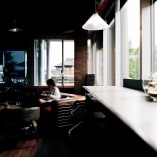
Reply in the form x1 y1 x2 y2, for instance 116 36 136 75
2 66 14 91
39 78 61 104
38 79 61 129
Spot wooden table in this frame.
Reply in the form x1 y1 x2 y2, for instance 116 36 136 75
0 104 22 111
39 92 85 111
59 92 85 101
83 85 157 153
39 92 85 128
40 92 85 103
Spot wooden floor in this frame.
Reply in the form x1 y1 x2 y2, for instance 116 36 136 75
0 128 107 157
0 117 109 157
1 112 156 157
0 139 39 157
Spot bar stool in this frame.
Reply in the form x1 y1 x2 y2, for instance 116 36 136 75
20 107 40 145
68 99 107 139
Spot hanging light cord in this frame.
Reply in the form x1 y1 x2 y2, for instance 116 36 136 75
95 0 99 13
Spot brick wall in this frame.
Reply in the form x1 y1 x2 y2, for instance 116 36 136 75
74 31 88 95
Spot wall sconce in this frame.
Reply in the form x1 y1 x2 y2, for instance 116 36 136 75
82 0 108 31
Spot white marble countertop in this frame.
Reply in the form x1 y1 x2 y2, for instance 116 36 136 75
83 85 157 152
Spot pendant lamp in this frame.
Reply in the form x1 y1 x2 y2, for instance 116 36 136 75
8 19 23 32
8 10 23 33
82 0 108 31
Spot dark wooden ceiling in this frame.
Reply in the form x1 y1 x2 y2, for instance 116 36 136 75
0 0 112 36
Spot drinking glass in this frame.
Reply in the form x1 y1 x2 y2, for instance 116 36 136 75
142 72 157 101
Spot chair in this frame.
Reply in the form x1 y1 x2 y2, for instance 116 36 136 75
68 99 107 139
20 87 41 107
68 100 87 138
123 79 143 91
55 100 75 129
20 107 40 145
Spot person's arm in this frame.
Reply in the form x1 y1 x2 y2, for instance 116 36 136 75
50 87 61 99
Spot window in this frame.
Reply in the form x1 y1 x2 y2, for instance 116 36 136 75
121 0 140 79
88 0 156 87
34 39 74 86
153 1 157 72
0 50 27 83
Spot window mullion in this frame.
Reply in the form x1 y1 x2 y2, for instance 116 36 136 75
62 39 64 87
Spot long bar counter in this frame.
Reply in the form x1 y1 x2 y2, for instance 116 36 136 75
83 85 157 153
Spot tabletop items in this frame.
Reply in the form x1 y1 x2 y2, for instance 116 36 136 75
142 72 157 101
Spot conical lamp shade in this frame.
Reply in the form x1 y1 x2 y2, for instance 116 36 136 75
82 13 108 31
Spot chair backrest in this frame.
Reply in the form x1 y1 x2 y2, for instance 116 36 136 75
20 87 41 107
123 79 143 91
71 100 87 121
22 107 40 122
55 100 75 128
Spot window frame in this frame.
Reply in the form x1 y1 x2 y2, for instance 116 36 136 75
34 39 74 86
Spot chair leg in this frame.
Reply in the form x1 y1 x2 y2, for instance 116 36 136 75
31 120 39 145
68 121 83 139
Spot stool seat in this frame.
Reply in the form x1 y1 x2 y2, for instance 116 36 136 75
21 107 40 145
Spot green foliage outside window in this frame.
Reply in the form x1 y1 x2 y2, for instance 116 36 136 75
129 48 140 79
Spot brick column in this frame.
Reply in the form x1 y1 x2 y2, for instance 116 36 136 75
74 30 88 94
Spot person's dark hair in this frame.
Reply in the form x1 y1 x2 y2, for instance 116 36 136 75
47 79 55 86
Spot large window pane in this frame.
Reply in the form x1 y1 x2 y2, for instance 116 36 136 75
34 39 74 86
50 40 62 86
121 0 140 79
0 51 27 83
128 0 140 79
153 1 157 72
63 40 74 86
